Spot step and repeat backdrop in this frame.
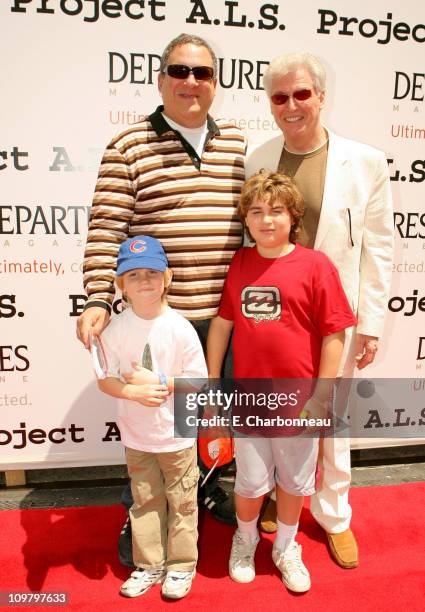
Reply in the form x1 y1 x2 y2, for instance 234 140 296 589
1 0 424 469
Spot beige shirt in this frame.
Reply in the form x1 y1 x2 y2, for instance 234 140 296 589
278 141 329 248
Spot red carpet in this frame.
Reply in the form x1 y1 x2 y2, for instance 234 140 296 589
1 482 425 611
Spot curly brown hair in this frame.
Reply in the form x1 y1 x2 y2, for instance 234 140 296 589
238 169 305 243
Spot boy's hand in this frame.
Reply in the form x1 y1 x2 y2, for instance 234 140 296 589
198 409 231 442
300 396 327 420
299 396 333 435
123 362 158 385
128 383 169 407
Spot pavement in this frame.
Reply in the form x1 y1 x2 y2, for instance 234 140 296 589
1 445 425 510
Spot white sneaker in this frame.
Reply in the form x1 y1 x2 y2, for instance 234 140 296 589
162 568 196 599
229 530 259 583
120 567 165 597
272 542 311 593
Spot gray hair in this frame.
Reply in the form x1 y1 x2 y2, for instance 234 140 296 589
160 33 218 77
263 52 326 96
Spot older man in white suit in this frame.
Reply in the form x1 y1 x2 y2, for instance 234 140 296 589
246 52 394 568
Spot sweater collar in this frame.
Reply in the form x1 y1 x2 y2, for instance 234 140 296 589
149 105 219 138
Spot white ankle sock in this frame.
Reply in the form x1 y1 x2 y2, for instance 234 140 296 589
237 515 259 542
274 520 298 552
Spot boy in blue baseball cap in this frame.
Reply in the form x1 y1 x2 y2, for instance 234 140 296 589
97 235 207 600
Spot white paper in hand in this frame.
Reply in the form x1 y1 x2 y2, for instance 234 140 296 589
89 332 108 379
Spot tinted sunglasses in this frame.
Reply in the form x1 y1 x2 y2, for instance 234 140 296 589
165 64 214 81
270 89 313 105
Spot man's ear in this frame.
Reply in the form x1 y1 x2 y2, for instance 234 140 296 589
158 72 164 96
211 78 218 98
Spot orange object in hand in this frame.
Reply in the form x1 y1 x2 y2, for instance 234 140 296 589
198 436 234 470
198 436 234 487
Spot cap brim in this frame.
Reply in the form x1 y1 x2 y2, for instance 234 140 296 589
117 257 167 276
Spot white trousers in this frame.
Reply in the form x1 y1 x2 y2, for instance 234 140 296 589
310 434 352 534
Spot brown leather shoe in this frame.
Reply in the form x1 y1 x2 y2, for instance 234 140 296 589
259 497 277 533
327 529 359 568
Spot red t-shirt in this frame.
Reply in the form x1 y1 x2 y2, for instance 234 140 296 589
219 244 357 378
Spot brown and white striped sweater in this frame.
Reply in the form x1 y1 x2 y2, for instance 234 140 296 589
83 106 246 320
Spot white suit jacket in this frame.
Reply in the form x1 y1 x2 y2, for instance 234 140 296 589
245 131 394 367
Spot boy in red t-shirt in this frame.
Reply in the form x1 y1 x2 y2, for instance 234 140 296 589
207 170 356 593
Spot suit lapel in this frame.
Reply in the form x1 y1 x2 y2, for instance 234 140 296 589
246 135 284 178
314 132 350 249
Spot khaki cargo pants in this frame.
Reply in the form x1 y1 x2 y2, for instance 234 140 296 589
125 443 199 571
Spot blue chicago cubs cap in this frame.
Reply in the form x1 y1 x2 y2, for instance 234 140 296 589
116 236 168 276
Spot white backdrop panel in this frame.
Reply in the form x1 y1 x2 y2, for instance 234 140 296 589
1 0 424 468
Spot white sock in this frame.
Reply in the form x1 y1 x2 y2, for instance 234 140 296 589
274 520 298 552
237 515 259 542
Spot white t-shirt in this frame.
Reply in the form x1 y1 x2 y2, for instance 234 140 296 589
162 113 208 159
101 306 207 452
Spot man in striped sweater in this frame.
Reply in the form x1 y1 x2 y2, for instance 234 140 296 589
77 33 246 563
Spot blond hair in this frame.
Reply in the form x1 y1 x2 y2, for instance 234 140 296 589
263 52 326 96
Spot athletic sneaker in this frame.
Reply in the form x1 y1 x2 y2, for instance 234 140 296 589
162 568 196 599
229 530 259 583
120 567 165 597
202 484 237 525
272 542 311 593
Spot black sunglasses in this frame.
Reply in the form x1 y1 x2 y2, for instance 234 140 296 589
165 64 214 81
270 89 313 105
